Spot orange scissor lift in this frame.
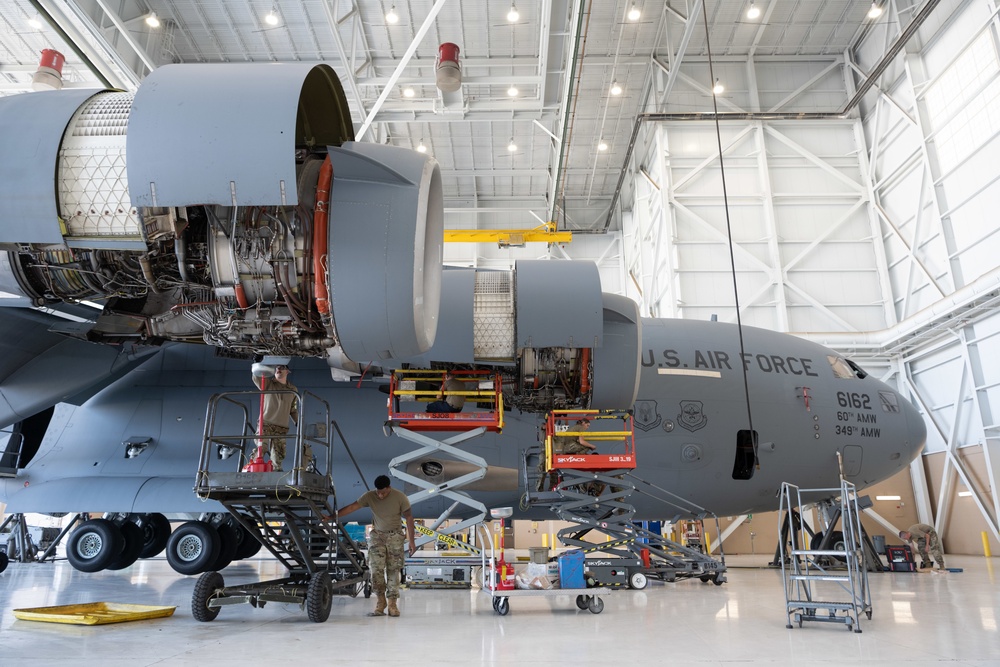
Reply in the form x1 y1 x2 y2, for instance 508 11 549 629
384 369 503 551
531 409 728 588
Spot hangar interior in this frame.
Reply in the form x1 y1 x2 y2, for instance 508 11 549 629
1 0 999 663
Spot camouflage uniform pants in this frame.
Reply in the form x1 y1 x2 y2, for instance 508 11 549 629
260 423 312 471
369 529 406 599
915 532 946 569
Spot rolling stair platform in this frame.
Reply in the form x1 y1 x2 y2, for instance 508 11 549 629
523 410 727 588
779 480 872 633
385 369 503 550
190 390 369 623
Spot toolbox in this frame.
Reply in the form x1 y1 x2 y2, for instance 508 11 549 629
886 545 917 572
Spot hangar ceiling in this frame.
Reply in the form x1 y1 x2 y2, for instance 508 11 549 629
2 0 912 234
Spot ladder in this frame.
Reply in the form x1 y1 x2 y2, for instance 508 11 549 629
385 369 504 549
524 410 727 585
779 480 872 633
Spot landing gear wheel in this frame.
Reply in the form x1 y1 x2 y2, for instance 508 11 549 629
0 551 8 573
107 521 144 570
588 596 604 614
307 571 333 623
575 595 588 610
232 523 263 561
495 597 509 616
133 513 171 559
192 571 223 622
166 522 221 575
209 523 239 572
67 519 124 573
628 571 648 590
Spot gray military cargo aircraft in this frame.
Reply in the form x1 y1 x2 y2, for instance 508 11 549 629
0 64 925 575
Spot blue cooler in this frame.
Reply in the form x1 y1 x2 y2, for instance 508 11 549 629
558 550 586 589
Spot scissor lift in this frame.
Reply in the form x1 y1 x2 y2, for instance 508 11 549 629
525 410 727 587
385 369 503 549
190 390 369 623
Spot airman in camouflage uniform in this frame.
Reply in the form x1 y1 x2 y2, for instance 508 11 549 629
899 523 946 571
338 475 416 616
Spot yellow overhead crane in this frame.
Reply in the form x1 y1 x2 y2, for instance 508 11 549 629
443 222 572 247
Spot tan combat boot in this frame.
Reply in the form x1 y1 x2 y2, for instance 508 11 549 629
387 598 400 617
370 594 387 616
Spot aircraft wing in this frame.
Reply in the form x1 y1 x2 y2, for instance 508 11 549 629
0 306 159 427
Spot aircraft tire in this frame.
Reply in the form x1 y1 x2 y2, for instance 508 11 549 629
106 521 144 570
306 571 333 623
66 519 124 573
133 513 172 559
232 522 263 560
209 523 239 571
192 571 223 622
166 522 221 575
0 550 8 573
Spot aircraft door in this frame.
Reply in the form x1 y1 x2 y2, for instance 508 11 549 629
842 445 863 478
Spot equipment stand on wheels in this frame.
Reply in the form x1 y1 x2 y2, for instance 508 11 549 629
191 389 369 623
523 410 727 587
385 369 504 549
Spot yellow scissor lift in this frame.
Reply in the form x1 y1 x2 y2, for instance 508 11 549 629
385 369 504 553
525 409 727 588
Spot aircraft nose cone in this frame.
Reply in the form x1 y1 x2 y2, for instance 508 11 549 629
903 397 927 460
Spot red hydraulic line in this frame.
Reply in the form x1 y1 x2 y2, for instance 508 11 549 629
313 155 332 319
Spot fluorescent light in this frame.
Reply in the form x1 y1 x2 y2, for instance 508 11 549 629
958 491 972 497
627 4 641 21
507 5 519 23
598 140 608 151
27 15 44 30
747 2 761 19
507 85 518 97
264 10 280 26
875 495 901 501
416 141 427 154
868 2 883 18
712 78 724 95
386 5 399 24
610 80 622 96
145 12 160 28
402 87 415 98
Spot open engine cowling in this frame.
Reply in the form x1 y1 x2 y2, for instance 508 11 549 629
0 64 442 362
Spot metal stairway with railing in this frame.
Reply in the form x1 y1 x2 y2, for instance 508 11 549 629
779 479 872 633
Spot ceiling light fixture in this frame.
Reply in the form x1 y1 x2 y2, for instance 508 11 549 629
507 85 518 97
610 80 622 96
264 9 280 26
403 86 415 98
598 140 608 151
867 2 883 18
145 12 160 28
27 14 44 30
746 2 761 19
712 78 724 95
386 5 399 24
507 4 519 23
417 140 427 153
507 139 517 152
627 4 641 21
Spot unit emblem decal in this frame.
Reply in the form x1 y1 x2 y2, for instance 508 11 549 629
678 400 707 432
633 400 661 432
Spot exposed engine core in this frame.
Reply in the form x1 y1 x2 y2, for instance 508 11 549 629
0 64 442 363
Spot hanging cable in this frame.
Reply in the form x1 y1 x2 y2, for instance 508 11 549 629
700 1 758 469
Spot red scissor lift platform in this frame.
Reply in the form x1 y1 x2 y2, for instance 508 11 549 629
545 409 636 473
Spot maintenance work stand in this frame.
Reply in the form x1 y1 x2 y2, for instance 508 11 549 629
385 369 504 552
523 409 727 588
779 480 872 633
191 389 369 623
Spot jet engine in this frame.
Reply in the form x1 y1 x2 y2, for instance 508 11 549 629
0 64 442 363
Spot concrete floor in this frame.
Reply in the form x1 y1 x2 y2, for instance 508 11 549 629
1 553 997 666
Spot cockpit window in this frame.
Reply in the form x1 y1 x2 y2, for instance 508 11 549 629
827 355 869 379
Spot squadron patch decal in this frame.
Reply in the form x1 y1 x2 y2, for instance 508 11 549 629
678 400 707 432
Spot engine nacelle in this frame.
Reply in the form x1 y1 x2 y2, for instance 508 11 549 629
0 64 442 362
